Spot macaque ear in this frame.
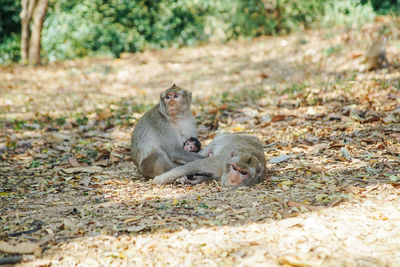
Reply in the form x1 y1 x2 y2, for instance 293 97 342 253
257 162 265 177
160 91 166 100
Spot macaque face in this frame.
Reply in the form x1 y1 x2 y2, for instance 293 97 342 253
160 85 192 118
220 152 263 187
163 92 184 116
183 137 201 153
184 140 199 152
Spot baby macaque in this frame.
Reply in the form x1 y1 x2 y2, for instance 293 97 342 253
183 137 201 153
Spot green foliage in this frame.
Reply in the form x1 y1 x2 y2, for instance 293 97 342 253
322 0 375 27
30 160 41 168
0 0 21 64
0 0 21 42
283 83 306 95
76 116 88 126
55 117 66 126
362 0 400 14
229 0 328 38
325 44 343 57
0 33 20 64
42 0 222 59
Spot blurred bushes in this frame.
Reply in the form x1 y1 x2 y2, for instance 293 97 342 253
230 0 328 37
0 0 397 63
362 0 400 14
322 0 375 28
0 0 21 64
0 33 20 64
42 0 225 60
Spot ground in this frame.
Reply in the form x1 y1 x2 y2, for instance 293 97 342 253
1 17 400 266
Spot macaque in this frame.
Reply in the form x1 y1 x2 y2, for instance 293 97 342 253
154 133 266 187
131 84 205 178
183 137 201 153
365 35 390 71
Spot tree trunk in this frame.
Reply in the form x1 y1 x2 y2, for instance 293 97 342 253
20 0 36 64
29 0 48 65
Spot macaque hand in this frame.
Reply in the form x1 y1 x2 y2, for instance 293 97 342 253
153 174 167 184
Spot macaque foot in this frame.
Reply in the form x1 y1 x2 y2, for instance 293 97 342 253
171 175 205 185
175 176 189 184
186 175 206 185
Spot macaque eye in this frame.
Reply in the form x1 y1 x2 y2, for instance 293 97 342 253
239 170 248 176
173 94 179 99
165 95 171 100
231 164 237 171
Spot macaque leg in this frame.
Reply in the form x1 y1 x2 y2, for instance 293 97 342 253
140 151 175 178
153 157 222 184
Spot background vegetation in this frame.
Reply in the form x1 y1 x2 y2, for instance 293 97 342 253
0 0 398 64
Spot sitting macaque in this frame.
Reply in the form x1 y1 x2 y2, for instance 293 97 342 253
365 35 390 71
131 84 205 178
154 133 266 187
183 137 201 153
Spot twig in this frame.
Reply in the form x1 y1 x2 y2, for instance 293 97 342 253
287 201 322 211
7 220 44 237
166 211 212 218
0 255 23 265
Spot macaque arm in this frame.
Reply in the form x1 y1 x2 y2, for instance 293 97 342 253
168 147 206 164
154 157 222 184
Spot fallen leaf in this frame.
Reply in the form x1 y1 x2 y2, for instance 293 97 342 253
125 225 147 232
62 166 103 174
97 108 112 120
48 133 71 142
271 115 285 122
268 155 291 164
309 143 329 155
209 104 228 114
287 201 322 211
0 241 41 255
80 176 92 186
68 157 82 167
340 147 352 161
94 158 109 167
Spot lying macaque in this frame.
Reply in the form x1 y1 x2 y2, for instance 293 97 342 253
154 133 266 187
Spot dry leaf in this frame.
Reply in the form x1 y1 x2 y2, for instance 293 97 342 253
340 147 352 161
125 225 147 232
271 115 285 122
287 201 322 211
62 166 103 174
0 241 41 255
68 157 82 167
268 155 291 164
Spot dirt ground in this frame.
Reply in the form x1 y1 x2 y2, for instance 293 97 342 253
1 17 400 266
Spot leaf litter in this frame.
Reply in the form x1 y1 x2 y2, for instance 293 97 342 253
1 18 400 266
